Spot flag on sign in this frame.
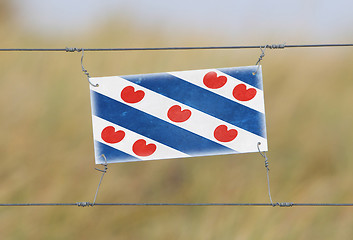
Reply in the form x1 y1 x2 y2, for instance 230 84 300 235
90 65 267 164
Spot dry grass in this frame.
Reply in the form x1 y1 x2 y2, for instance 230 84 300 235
1 18 353 240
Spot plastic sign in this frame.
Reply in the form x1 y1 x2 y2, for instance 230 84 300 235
90 66 267 164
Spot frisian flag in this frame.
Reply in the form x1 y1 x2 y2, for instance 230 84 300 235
90 66 267 164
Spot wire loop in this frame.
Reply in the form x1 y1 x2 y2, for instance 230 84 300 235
253 46 267 75
80 49 98 87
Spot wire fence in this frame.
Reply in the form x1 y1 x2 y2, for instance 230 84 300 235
1 42 353 207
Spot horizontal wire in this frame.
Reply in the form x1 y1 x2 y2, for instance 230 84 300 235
0 43 353 52
1 202 353 207
0 203 78 206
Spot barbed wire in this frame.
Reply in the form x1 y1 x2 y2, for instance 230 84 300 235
0 43 352 52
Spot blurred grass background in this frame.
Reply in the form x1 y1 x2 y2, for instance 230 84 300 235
1 1 353 239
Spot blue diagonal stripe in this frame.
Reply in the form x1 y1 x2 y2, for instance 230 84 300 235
122 73 266 138
91 91 236 156
218 66 263 90
95 141 138 163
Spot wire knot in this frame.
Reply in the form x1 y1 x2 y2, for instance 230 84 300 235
95 154 108 173
65 47 82 52
76 202 93 207
273 202 294 207
266 43 286 49
264 159 269 169
255 46 266 66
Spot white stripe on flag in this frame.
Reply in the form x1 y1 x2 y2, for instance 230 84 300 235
90 77 268 153
168 68 265 113
92 116 190 162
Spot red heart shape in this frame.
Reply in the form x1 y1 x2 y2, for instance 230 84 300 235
203 71 227 89
132 139 157 157
214 125 238 142
121 86 145 103
232 84 257 101
167 105 192 123
101 126 125 144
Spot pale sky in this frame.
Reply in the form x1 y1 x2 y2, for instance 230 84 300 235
10 0 353 42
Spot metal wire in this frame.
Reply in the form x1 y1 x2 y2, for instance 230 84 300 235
253 46 267 75
257 142 273 205
0 43 353 52
0 202 353 207
0 203 78 206
92 155 108 205
80 48 98 87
